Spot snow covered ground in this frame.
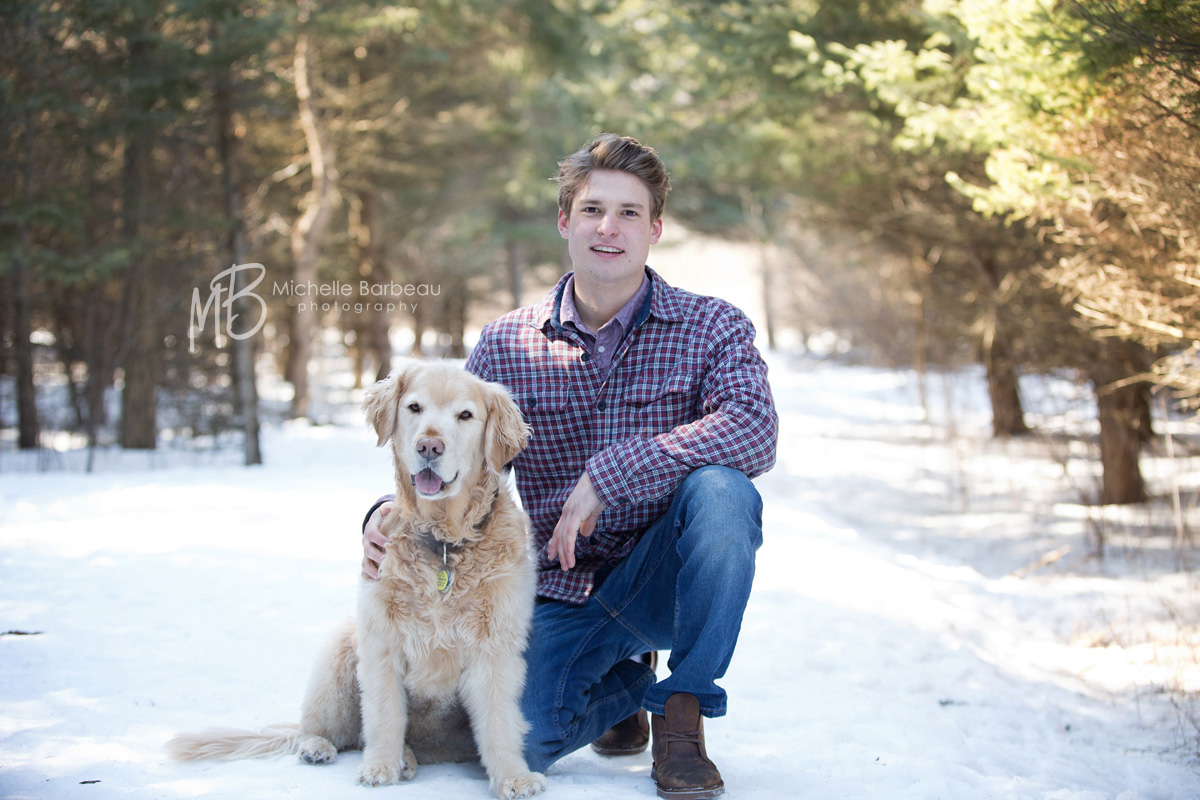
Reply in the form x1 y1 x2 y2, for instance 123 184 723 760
2 353 1199 800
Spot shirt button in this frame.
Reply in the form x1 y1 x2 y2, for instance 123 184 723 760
581 352 591 362
597 400 607 411
598 345 607 353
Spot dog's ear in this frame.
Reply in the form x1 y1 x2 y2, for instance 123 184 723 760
483 383 531 473
362 367 407 446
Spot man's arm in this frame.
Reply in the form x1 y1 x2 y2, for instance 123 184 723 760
585 307 778 513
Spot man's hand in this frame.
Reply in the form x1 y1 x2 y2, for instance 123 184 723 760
548 472 605 571
362 502 393 580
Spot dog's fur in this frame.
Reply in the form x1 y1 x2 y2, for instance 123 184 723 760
167 361 545 799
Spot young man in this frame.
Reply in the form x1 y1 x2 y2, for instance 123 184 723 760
362 134 778 799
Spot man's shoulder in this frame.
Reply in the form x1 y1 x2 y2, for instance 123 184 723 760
479 278 564 340
649 270 752 330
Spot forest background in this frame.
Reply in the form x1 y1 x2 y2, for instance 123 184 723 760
2 0 1199 510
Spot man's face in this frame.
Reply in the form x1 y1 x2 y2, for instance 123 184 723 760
558 169 663 293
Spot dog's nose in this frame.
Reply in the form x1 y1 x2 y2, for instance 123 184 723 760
416 437 444 459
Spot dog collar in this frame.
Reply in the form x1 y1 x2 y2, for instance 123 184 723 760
412 531 461 595
411 488 501 595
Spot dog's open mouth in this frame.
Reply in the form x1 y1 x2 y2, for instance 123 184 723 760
413 467 455 496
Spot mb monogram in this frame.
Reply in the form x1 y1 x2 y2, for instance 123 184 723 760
189 263 267 354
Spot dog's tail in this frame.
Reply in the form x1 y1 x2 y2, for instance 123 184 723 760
166 723 299 761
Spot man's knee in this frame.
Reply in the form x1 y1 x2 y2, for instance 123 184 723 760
675 465 763 555
678 466 762 520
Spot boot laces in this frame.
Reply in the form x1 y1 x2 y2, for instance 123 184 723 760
661 728 703 746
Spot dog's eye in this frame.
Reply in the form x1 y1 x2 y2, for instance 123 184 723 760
407 403 422 414
458 410 473 421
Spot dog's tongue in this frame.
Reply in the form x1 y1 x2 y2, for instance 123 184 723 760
414 467 444 495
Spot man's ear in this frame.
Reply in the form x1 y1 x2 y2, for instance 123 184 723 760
362 366 409 446
557 208 571 239
484 383 531 473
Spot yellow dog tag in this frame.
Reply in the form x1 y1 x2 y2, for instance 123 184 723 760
437 566 453 594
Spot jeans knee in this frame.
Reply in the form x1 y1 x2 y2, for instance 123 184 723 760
676 466 763 557
681 464 760 502
679 464 762 519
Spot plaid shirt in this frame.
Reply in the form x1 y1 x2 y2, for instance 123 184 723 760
465 267 778 604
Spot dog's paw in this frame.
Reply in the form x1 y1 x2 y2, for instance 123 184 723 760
356 751 417 787
495 771 547 799
297 735 337 765
357 762 399 787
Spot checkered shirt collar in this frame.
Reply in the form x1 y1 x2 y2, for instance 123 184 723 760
532 267 687 333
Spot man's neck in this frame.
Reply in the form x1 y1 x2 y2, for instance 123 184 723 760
572 276 641 332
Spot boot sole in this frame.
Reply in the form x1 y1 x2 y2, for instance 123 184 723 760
591 741 650 756
652 767 725 800
655 784 725 800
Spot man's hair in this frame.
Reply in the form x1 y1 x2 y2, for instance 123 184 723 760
554 133 671 221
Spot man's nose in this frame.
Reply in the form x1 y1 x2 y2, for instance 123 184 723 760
596 212 619 236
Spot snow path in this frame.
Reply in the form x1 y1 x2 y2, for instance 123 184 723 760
2 356 1198 799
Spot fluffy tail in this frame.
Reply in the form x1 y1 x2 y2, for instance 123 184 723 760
166 723 300 761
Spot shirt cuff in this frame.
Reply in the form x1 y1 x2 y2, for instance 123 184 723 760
362 494 395 533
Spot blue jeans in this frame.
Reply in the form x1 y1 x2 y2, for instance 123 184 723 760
522 465 763 773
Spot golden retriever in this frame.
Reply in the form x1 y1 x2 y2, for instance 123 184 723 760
167 361 545 799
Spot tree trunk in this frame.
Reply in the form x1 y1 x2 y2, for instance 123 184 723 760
971 247 1029 438
286 27 336 418
411 305 429 357
1134 381 1154 443
215 60 261 465
8 6 40 449
910 252 931 421
1089 340 1150 505
82 132 115 466
506 235 525 311
84 282 111 464
118 278 159 449
445 278 468 359
759 244 778 352
984 335 1030 438
117 37 159 450
1094 378 1148 505
118 272 159 449
51 296 88 430
12 91 39 449
351 189 392 384
405 244 430 357
741 189 777 351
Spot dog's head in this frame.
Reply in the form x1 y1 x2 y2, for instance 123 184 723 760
363 361 530 501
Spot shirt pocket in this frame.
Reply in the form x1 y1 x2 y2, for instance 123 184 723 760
520 383 571 416
623 371 696 434
518 382 576 468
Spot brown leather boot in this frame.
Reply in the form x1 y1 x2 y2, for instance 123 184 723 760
591 652 656 756
650 693 724 800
